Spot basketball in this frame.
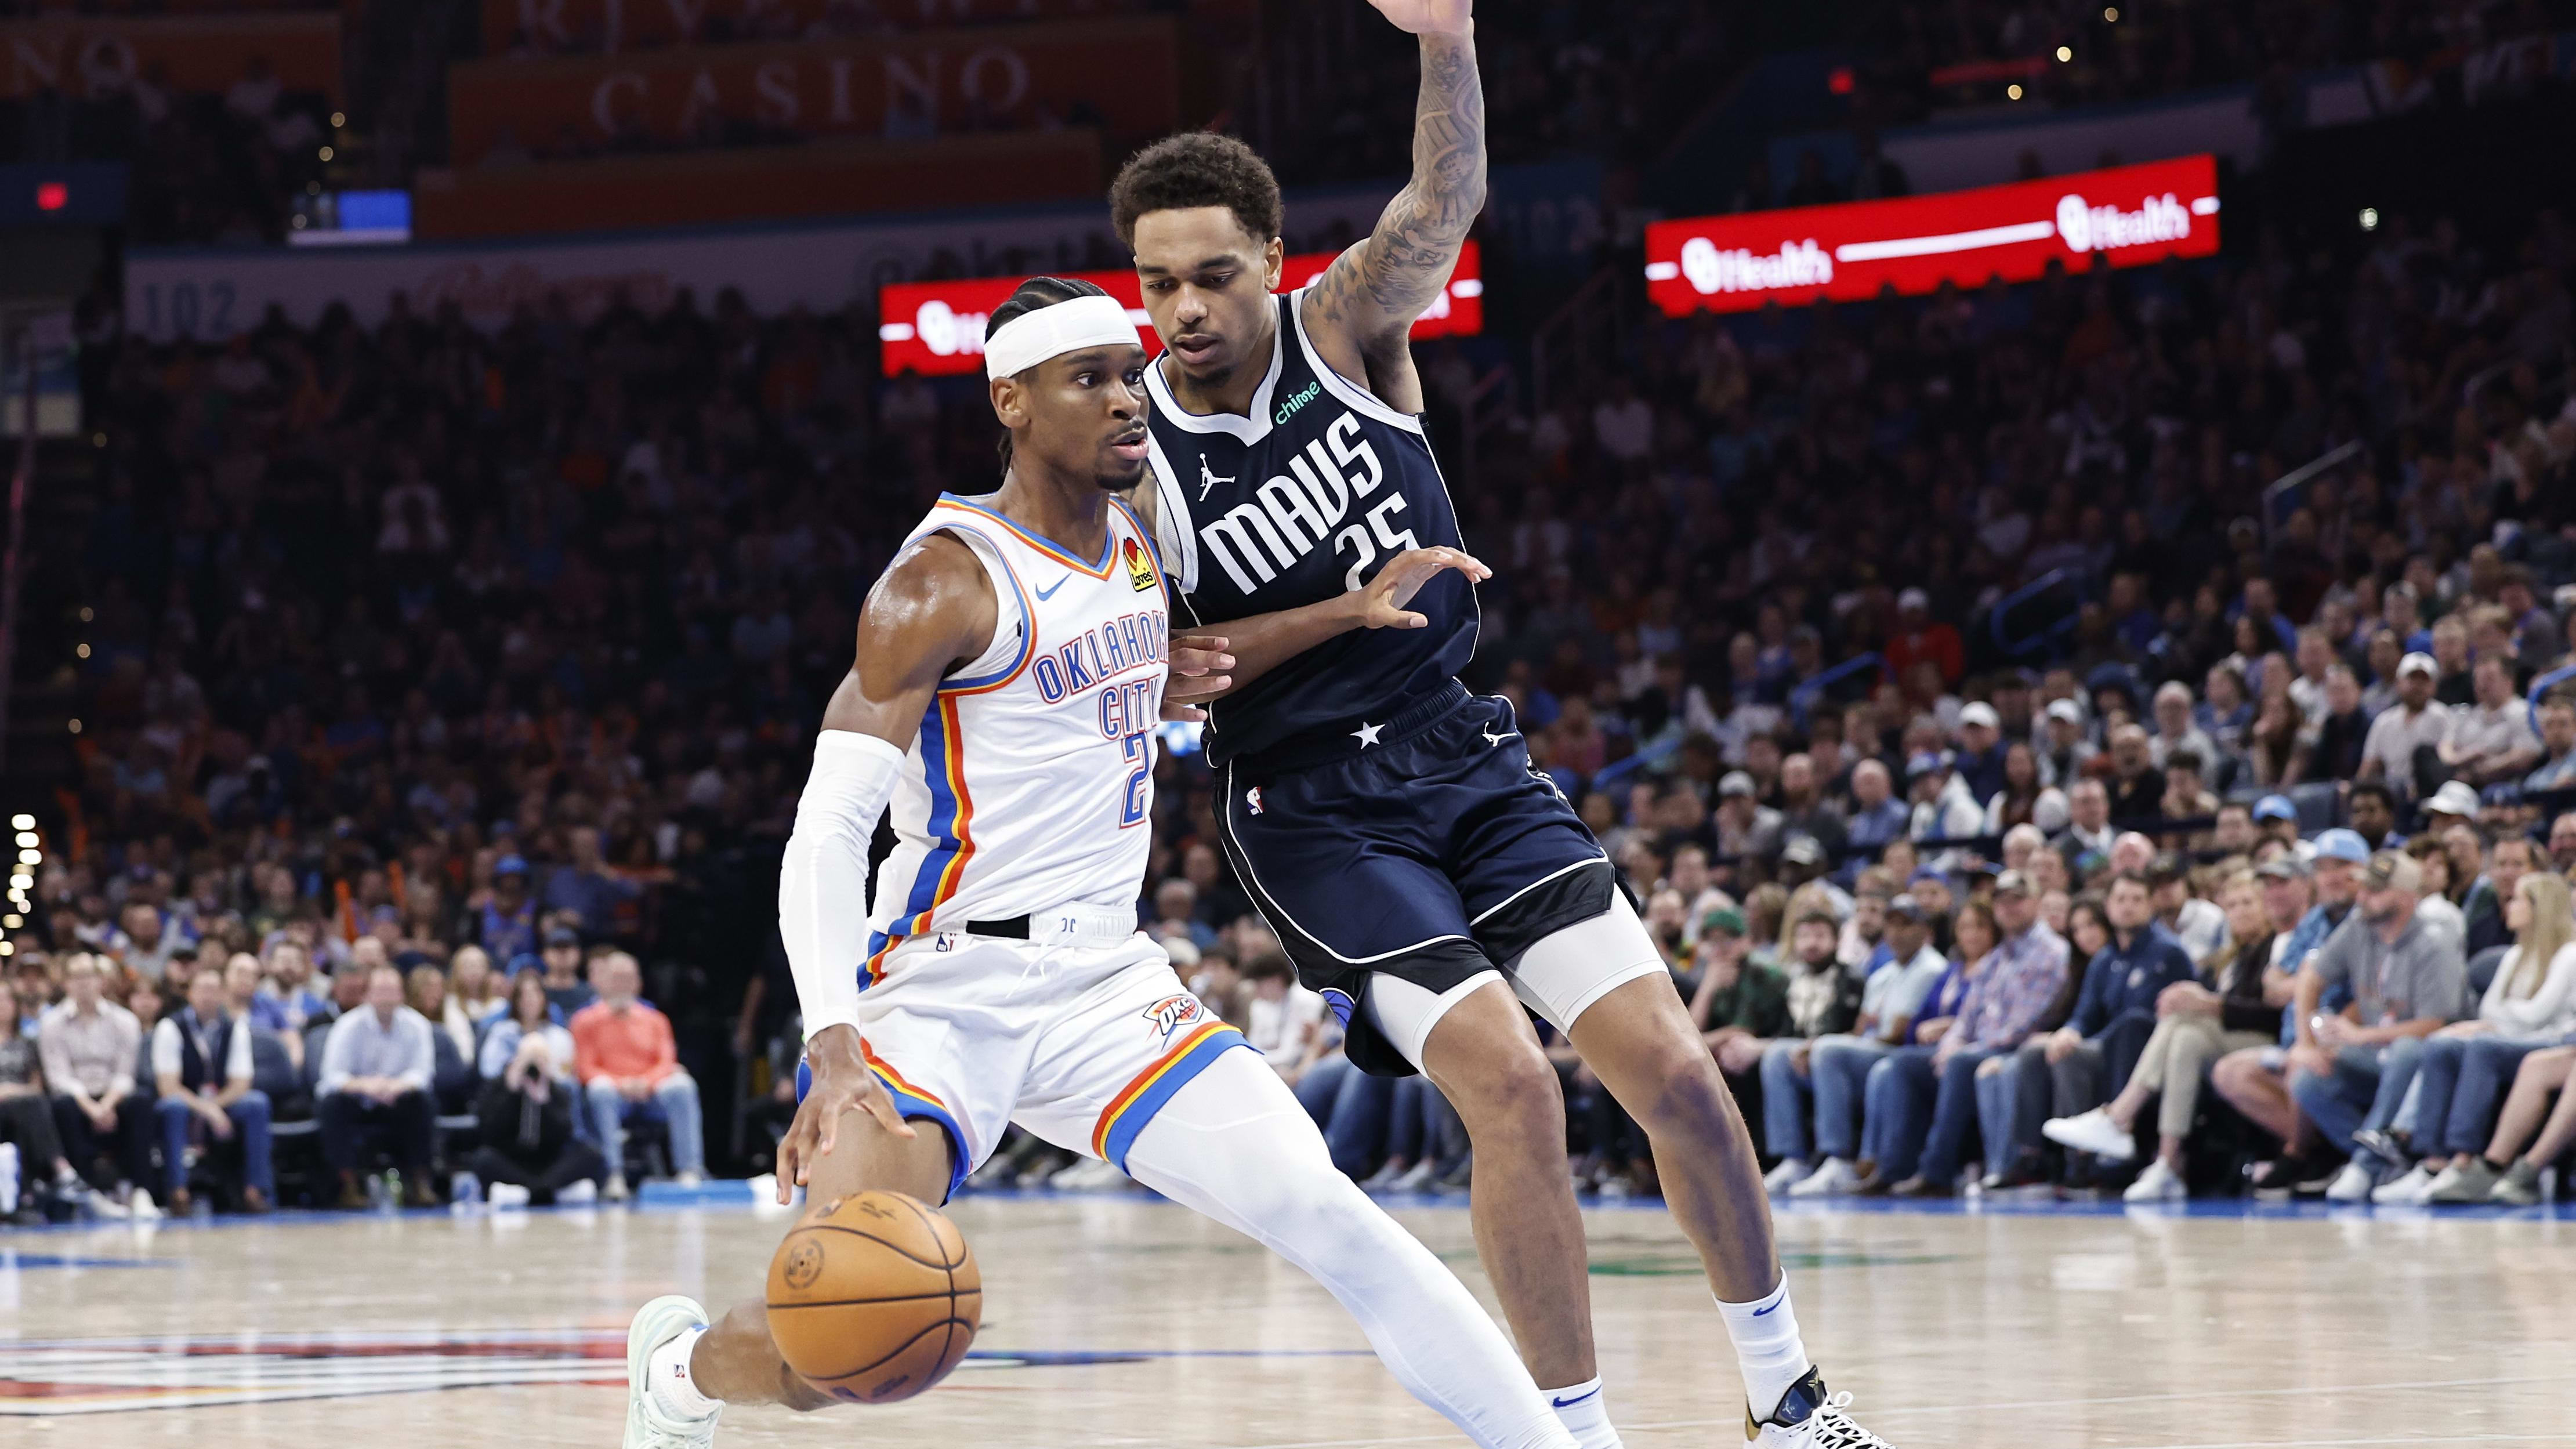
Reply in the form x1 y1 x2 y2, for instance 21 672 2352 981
765 1190 982 1403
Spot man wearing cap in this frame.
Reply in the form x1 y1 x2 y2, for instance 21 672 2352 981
2358 651 2451 799
2035 697 2095 789
2209 828 2368 1189
2285 852 2466 1200
1996 871 2195 1183
1714 771 1782 864
2436 655 2542 789
1785 895 1949 1198
1952 702 2008 803
2421 780 2481 832
539 927 597 1018
479 856 540 961
1885 587 1962 687
1904 753 1981 863
2251 795 2302 851
1876 871 2067 1196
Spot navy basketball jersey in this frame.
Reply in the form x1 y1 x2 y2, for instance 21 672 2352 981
1143 287 1477 765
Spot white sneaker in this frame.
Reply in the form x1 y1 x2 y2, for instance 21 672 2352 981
1052 1158 1131 1192
2041 1107 2136 1162
2371 1163 2438 1205
1764 1158 1814 1196
559 1179 599 1206
624 1295 720 1449
2324 1161 2379 1203
1788 1158 1860 1198
1747 1368 1895 1447
605 1175 632 1202
675 1171 704 1189
487 1182 533 1210
1388 1159 1440 1192
128 1188 162 1221
2121 1158 2186 1202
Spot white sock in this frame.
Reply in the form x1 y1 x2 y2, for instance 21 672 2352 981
1715 1277 1813 1422
646 1325 719 1419
1542 1377 1621 1449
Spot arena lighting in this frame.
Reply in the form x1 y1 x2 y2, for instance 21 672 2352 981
2008 84 2023 99
1643 154 2218 316
13 831 33 847
2360 207 2381 231
876 242 1481 378
2056 45 2073 61
34 180 66 212
17 851 37 867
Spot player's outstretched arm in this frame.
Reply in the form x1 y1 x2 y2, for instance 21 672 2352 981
1170 546 1489 700
1302 0 1483 403
776 535 998 1200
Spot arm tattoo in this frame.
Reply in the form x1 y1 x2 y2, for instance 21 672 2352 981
1311 31 1486 340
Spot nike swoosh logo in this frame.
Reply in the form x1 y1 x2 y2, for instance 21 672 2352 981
1751 1298 1783 1316
1550 1388 1600 1408
1035 577 1068 600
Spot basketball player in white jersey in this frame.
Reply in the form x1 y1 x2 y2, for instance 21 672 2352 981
621 278 1581 1449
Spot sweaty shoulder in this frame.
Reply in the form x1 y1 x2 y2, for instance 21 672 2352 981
862 530 999 679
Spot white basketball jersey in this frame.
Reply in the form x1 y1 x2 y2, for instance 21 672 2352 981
863 492 1169 983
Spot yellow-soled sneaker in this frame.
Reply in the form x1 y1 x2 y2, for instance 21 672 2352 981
1747 1367 1896 1447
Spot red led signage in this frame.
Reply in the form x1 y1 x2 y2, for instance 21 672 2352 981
1644 154 2218 316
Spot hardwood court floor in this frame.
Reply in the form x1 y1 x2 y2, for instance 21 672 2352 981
4 1192 2574 1447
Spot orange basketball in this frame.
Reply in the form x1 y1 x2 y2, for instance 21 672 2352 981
765 1189 981 1403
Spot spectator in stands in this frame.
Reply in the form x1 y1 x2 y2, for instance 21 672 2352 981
468 968 607 1208
539 927 596 1016
2526 695 2576 793
2035 698 2094 788
1953 702 2008 802
2463 833 2538 958
2360 653 2450 800
0 979 84 1211
1878 874 2068 1196
1886 588 1962 686
2054 777 2117 873
151 966 274 1213
39 953 150 1207
2307 665 2372 782
2149 683 2220 786
2008 871 2195 1184
2443 657 2545 788
317 962 440 1209
2286 852 2468 1201
1749 911 1863 1183
1841 759 1908 865
2429 1037 2576 1205
479 857 541 959
1906 752 1983 857
1714 772 1781 861
2046 869 2283 1201
571 951 705 1198
1787 894 1948 1198
543 825 642 936
2103 724 2162 821
2152 857 2228 964
1689 904 1789 1086
2553 812 2576 876
2346 782 2402 853
445 945 504 1046
263 941 328 1031
2405 835 2468 941
1980 740 2064 836
223 951 300 1072
2376 872 2576 1203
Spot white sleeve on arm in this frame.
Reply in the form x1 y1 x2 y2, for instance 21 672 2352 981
782 730 908 1045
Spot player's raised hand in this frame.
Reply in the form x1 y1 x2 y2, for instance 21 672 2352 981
1356 546 1490 630
1364 0 1472 36
777 1024 915 1205
1164 634 1234 721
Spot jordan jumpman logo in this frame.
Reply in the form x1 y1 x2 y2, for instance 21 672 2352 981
1198 454 1234 502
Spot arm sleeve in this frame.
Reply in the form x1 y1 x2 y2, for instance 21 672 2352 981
781 730 909 1045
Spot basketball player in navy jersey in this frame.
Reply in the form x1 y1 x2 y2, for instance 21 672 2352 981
1110 3 1896 1446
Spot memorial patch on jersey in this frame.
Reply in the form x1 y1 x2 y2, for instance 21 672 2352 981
1124 536 1158 592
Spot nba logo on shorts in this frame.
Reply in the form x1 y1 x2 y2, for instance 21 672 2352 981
1320 988 1356 1028
1246 787 1264 815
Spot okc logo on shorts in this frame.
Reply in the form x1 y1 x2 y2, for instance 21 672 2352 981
1247 787 1265 815
1142 993 1204 1041
1320 987 1356 1028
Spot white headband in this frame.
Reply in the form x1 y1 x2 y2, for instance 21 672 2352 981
983 294 1140 380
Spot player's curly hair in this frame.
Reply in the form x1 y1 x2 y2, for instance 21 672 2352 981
986 276 1111 470
1107 132 1282 247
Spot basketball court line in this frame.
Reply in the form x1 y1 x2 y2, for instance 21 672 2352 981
1214 1374 2571 1449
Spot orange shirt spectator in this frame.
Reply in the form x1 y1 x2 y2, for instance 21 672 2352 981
571 993 677 1087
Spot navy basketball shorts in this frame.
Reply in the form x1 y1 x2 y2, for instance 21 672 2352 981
1214 683 1618 1075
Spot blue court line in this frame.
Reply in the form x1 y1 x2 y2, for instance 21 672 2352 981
0 1251 177 1269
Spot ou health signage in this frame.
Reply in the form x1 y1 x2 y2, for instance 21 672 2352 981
878 241 1481 377
1644 154 2218 316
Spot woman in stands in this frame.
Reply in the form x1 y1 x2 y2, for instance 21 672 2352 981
1980 741 2064 836
444 945 505 1049
2403 836 2466 944
467 968 604 1207
1977 894 2110 1189
2045 871 2282 1201
2375 873 2576 1204
1850 900 1996 1196
0 978 84 1215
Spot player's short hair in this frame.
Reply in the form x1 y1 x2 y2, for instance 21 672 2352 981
1108 132 1282 247
986 276 1113 469
1240 950 1294 984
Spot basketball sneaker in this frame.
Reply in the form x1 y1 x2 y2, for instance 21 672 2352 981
626 1295 720 1449
1746 1367 1897 1447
